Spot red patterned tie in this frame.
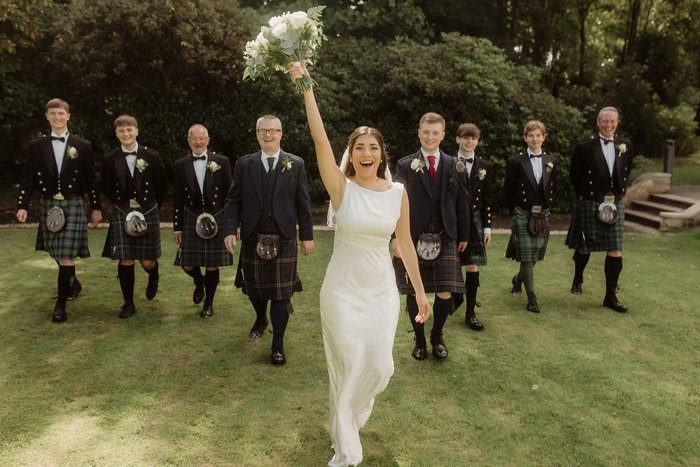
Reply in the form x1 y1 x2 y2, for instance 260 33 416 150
427 155 436 179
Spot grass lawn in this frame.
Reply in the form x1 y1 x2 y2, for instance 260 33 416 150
1 227 699 466
630 151 700 186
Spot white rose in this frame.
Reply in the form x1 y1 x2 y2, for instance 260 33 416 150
618 143 627 153
268 15 282 28
255 32 268 48
287 11 309 29
271 21 288 38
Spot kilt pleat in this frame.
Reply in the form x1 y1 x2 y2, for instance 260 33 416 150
565 199 624 252
174 210 232 267
505 206 549 262
393 237 465 294
102 204 161 260
37 198 90 259
235 236 302 300
459 212 487 266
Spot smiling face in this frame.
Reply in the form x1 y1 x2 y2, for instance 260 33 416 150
46 107 70 134
115 125 139 150
418 121 445 154
597 110 618 139
524 128 545 153
187 125 210 155
256 117 283 155
351 133 383 179
457 135 479 156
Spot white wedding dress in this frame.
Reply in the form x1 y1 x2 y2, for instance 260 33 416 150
320 179 404 467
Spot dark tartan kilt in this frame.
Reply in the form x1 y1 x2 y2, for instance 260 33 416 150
235 235 302 300
102 204 161 260
565 199 624 252
393 237 465 294
505 206 550 262
36 198 90 259
459 211 487 266
174 209 232 267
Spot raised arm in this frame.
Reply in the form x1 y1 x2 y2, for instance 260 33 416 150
289 62 346 210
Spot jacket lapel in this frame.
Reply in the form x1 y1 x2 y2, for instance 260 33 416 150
203 157 213 197
613 136 624 183
42 137 58 179
592 139 609 180
115 151 129 191
438 151 451 201
249 151 263 201
541 154 553 189
414 152 433 198
184 156 200 196
519 153 538 189
272 151 287 200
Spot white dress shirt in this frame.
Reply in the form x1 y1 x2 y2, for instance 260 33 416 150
599 133 615 176
420 148 440 171
192 151 208 193
122 144 138 177
260 150 281 172
457 151 475 176
51 131 69 174
527 149 543 184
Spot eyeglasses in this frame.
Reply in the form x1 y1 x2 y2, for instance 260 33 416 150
256 129 281 136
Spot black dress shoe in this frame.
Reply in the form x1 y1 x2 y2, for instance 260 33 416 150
67 278 82 301
119 302 136 319
52 303 67 323
603 297 628 313
511 275 522 295
431 336 448 359
271 349 286 365
146 274 159 300
193 282 205 304
200 303 213 318
526 291 540 313
466 315 484 331
411 344 428 360
249 319 268 338
571 281 582 295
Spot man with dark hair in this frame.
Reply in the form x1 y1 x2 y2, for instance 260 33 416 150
566 107 634 312
16 98 102 322
223 115 314 365
101 114 167 318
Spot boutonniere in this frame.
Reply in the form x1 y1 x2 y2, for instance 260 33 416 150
206 161 221 173
616 143 627 156
545 161 554 172
281 156 293 172
135 158 148 172
478 168 486 180
410 157 425 173
66 146 78 159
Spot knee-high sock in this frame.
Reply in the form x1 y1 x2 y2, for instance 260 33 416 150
144 261 158 280
57 265 75 307
182 266 204 285
519 262 535 293
270 299 290 350
204 269 219 305
118 264 135 304
604 256 623 299
406 296 426 346
248 296 268 323
430 296 452 342
573 250 590 284
465 271 480 318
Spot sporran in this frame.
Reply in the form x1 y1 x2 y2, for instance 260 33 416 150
416 232 442 261
124 210 148 237
46 206 66 232
195 212 218 239
256 233 280 260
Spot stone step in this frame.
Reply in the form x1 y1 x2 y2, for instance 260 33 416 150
630 199 684 214
649 193 696 209
625 208 661 228
624 220 659 234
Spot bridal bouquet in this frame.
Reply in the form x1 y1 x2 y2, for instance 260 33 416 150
243 6 326 93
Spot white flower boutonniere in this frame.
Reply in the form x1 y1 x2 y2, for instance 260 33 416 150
281 156 293 172
478 168 487 180
616 143 627 156
410 158 426 173
206 161 221 173
546 161 554 172
66 146 78 159
135 158 148 172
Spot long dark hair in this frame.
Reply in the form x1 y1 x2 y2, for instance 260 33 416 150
344 126 390 179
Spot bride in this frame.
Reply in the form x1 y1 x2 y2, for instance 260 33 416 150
290 62 430 466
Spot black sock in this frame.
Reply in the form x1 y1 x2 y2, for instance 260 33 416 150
406 296 426 347
519 262 535 293
465 271 479 318
270 300 290 350
430 296 452 343
57 265 75 307
118 263 135 304
604 256 623 299
249 297 268 324
573 250 590 284
183 266 204 285
204 269 219 305
145 261 159 280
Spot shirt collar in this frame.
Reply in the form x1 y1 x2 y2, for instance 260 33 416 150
51 130 69 139
458 151 475 161
261 149 281 161
192 150 208 161
421 148 440 159
527 149 543 157
121 143 139 154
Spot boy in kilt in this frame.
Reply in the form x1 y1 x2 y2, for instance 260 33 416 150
452 123 492 331
16 98 102 322
173 124 233 318
223 115 314 366
504 120 556 313
392 112 471 360
565 107 633 313
101 115 167 318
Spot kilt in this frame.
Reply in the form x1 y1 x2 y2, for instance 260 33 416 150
459 211 487 266
174 209 232 267
36 198 90 259
505 206 550 262
565 199 624 252
393 236 465 294
235 235 302 300
102 204 161 260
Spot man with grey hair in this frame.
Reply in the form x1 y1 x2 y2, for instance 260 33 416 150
566 106 634 312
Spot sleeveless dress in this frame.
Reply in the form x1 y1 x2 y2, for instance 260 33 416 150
320 180 404 467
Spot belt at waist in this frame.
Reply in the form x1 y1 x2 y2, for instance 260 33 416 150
116 202 157 211
41 195 81 202
582 194 622 203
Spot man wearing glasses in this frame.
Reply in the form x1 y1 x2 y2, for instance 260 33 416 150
223 115 314 365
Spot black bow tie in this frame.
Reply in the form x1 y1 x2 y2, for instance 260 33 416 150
462 157 474 164
192 155 206 161
600 137 614 145
51 136 65 142
123 151 137 156
529 154 542 159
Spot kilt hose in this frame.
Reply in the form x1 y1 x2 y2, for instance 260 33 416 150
393 236 466 295
565 199 624 252
174 209 232 268
459 212 487 266
505 206 550 262
102 204 161 260
36 197 90 259
235 235 302 300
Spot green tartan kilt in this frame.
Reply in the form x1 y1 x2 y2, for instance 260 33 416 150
102 204 161 260
459 212 487 266
174 209 233 268
505 206 550 262
393 237 465 294
565 199 624 252
36 198 90 259
235 235 302 300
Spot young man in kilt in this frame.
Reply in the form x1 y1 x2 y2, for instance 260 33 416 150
392 112 471 360
565 107 634 313
101 115 167 318
173 124 233 318
452 123 492 331
504 120 556 313
16 98 102 322
223 115 314 366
